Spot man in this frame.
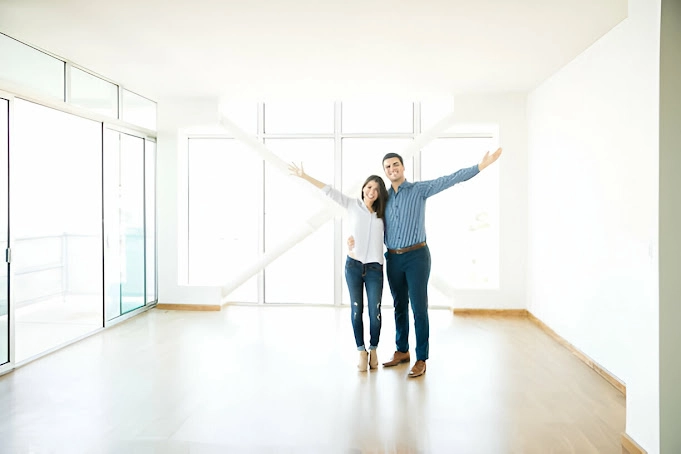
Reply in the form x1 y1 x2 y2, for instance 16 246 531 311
352 147 502 377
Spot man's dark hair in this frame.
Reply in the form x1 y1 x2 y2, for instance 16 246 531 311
382 153 403 165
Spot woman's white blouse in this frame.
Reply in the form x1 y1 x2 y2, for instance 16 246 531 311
322 185 385 265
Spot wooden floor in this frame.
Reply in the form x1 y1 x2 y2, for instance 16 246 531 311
0 305 625 454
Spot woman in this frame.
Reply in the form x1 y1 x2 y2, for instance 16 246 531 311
289 162 389 372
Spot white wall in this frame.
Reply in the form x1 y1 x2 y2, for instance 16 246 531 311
156 97 222 306
527 0 660 451
449 93 528 309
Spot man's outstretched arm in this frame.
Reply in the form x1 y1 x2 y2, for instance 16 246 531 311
419 147 503 198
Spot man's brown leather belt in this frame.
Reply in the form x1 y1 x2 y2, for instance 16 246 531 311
388 242 427 255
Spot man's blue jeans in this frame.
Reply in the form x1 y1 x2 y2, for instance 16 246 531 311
385 245 431 361
345 257 383 350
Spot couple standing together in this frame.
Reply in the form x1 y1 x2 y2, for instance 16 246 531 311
289 147 502 378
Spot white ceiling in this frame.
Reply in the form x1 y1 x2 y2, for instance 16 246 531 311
0 0 627 101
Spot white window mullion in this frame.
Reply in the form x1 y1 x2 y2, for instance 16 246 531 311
333 101 343 307
257 102 265 304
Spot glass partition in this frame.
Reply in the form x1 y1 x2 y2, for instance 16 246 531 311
104 130 122 321
119 134 145 313
70 67 118 118
0 33 64 100
145 140 157 305
104 130 147 319
0 98 8 365
11 99 103 361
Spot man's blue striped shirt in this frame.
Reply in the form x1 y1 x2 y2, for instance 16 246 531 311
384 164 480 250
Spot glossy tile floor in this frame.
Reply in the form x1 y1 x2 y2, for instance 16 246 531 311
0 305 625 454
13 295 102 362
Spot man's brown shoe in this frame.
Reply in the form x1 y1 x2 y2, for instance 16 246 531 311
382 351 410 367
408 360 426 378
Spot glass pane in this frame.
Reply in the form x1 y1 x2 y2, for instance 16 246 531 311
342 100 413 133
340 138 413 307
12 99 103 362
121 89 156 130
264 139 334 304
70 67 118 118
145 140 156 305
421 138 500 292
188 139 260 302
120 134 145 314
264 102 334 134
0 34 64 100
0 99 7 365
104 130 122 321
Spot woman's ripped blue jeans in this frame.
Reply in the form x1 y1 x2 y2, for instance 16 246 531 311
345 257 383 350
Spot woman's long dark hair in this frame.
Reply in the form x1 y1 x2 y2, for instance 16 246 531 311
361 175 389 219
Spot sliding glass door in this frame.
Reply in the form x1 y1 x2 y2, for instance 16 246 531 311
144 139 157 306
104 130 146 320
11 99 103 362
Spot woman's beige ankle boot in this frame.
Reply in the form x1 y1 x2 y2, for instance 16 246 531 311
369 350 378 369
358 350 368 372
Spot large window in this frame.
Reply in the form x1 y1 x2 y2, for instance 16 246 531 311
264 102 334 134
187 101 500 305
0 32 156 367
0 33 157 130
264 139 334 304
342 100 413 133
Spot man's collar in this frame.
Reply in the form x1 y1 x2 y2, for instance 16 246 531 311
389 179 411 194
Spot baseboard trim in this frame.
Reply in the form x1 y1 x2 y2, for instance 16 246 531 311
621 432 647 454
452 308 528 317
156 303 221 312
525 311 626 396
452 308 626 396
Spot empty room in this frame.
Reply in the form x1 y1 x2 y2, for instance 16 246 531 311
0 0 679 453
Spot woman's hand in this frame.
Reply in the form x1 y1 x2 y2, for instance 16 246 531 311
288 162 305 177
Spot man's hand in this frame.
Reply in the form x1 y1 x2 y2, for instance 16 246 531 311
478 147 503 171
347 236 355 251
